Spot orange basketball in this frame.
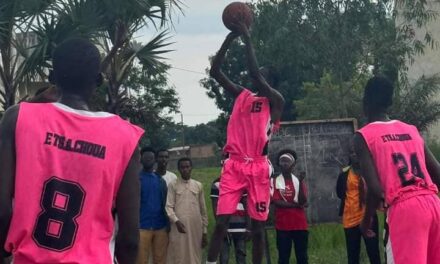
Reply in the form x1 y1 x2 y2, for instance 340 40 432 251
222 2 253 32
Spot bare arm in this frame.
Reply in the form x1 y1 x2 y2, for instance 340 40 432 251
211 197 218 220
115 149 141 264
424 145 440 188
0 105 19 261
298 180 308 207
353 133 382 236
238 24 285 122
209 33 243 97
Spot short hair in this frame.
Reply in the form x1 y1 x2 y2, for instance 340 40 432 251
156 148 169 156
363 76 394 114
276 149 298 166
140 146 156 156
177 157 192 168
52 38 101 92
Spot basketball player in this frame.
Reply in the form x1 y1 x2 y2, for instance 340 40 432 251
354 76 440 264
206 22 284 264
0 38 143 264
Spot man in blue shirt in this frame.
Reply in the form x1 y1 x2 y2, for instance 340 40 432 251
138 147 168 264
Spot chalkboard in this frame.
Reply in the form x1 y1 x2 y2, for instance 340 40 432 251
268 119 358 224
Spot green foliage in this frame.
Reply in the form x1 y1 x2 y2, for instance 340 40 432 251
295 72 367 121
0 0 182 112
391 74 440 130
119 64 179 149
201 0 440 140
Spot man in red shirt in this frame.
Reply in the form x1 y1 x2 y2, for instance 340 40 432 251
271 149 308 264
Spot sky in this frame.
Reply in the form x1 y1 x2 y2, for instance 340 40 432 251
138 0 238 126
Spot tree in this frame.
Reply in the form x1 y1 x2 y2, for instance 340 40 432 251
201 0 440 141
119 64 179 149
0 0 182 113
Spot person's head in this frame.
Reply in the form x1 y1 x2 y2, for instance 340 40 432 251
177 157 192 180
156 149 169 170
259 66 279 88
363 76 394 119
52 38 102 98
348 141 360 172
140 146 156 171
277 149 297 174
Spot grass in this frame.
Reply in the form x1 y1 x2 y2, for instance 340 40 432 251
189 167 385 264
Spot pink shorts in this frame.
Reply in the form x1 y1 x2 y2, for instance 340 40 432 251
216 155 271 221
385 193 440 264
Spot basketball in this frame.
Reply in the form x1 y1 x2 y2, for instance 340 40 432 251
222 2 253 32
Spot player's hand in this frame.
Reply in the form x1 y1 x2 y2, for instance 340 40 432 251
176 221 187 234
201 233 208 248
359 218 376 238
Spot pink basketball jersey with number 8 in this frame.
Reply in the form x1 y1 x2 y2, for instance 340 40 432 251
358 120 438 206
5 102 143 264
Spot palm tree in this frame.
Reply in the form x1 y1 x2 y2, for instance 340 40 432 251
0 0 182 113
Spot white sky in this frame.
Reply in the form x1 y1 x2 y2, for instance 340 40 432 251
138 0 238 126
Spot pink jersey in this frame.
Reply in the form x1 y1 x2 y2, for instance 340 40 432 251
358 120 438 206
224 89 278 157
5 102 144 264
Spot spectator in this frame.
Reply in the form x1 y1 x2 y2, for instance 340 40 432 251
156 149 177 186
336 146 380 264
138 147 169 264
271 149 308 264
166 158 208 264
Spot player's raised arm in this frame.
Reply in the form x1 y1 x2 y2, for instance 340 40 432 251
209 32 244 97
238 23 284 122
115 148 141 264
353 133 382 237
0 106 19 261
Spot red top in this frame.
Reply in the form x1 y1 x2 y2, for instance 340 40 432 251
272 178 308 231
6 103 144 263
358 120 438 206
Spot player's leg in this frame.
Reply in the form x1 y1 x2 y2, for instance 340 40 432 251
363 214 381 264
247 160 271 264
219 233 231 264
250 219 266 264
232 232 246 264
344 226 362 264
152 228 168 264
387 196 431 264
137 230 153 264
276 230 293 264
426 194 440 262
292 230 308 264
207 159 245 263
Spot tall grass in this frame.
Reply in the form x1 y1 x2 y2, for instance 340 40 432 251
190 167 384 264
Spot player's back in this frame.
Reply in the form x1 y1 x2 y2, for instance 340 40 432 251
5 102 143 264
224 89 274 157
358 120 438 206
